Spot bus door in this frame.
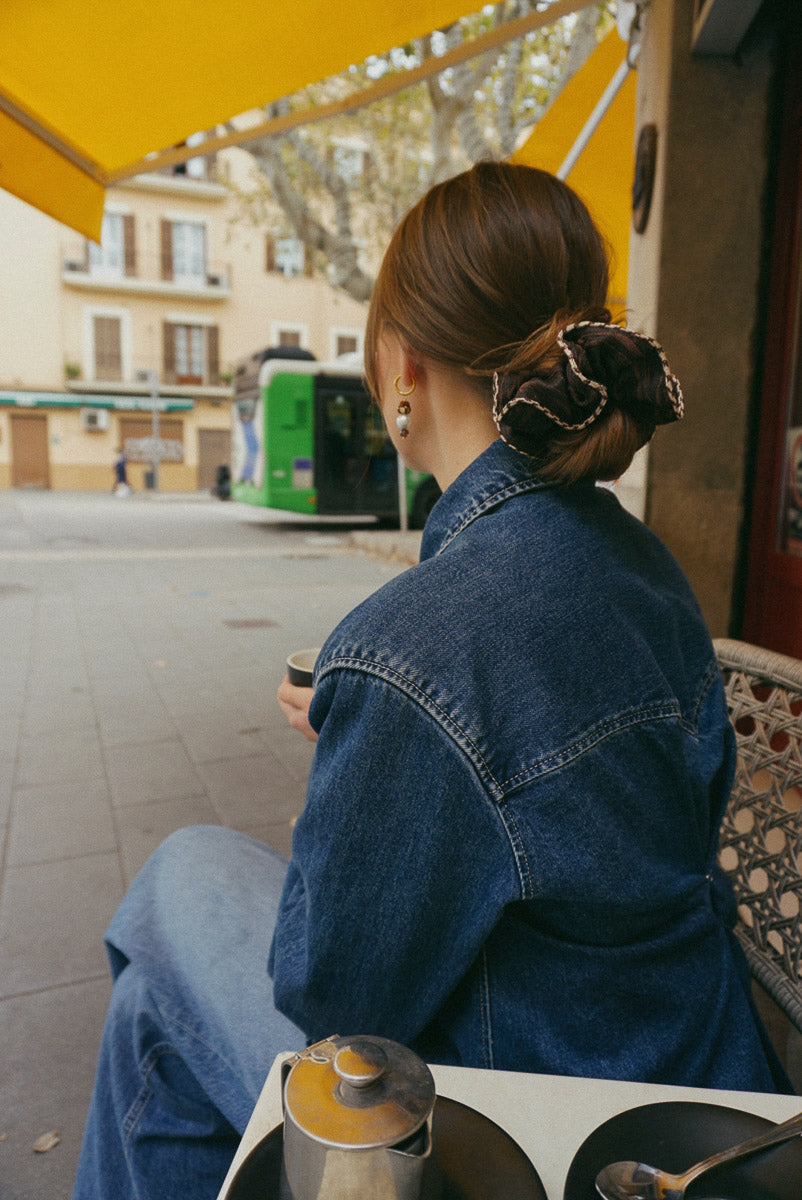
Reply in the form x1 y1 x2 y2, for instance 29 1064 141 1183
314 375 398 516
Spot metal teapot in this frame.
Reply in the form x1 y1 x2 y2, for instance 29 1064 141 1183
280 1035 440 1200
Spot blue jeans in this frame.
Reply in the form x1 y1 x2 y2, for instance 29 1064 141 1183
73 827 306 1200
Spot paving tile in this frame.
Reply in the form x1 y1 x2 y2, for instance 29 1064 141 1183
0 676 27 711
22 692 97 736
154 677 248 718
7 780 116 866
0 854 123 997
115 795 221 885
96 700 177 747
198 753 306 827
105 738 204 806
88 659 155 688
0 976 111 1200
15 730 106 789
178 717 281 765
0 756 14 826
266 723 317 783
0 711 22 759
26 664 90 697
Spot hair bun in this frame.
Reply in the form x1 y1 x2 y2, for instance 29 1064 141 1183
493 322 684 456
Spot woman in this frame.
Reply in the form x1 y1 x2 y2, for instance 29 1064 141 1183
73 163 789 1200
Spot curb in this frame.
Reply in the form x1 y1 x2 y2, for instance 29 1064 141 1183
347 530 422 567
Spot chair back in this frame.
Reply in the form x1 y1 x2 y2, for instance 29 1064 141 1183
714 638 802 1035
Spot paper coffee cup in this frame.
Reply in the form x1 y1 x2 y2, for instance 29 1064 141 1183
286 648 320 687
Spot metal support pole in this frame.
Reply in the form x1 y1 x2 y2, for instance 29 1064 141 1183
397 454 409 534
149 371 160 492
557 46 638 181
135 368 162 490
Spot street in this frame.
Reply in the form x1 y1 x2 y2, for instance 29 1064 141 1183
0 489 413 1200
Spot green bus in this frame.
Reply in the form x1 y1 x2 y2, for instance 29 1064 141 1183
231 350 440 526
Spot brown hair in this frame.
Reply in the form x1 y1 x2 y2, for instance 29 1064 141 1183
364 162 647 483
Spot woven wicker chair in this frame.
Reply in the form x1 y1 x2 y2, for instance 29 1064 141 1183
714 638 802 1040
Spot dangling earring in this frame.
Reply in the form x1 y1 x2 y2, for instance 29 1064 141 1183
393 375 415 439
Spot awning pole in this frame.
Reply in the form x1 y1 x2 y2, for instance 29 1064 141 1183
107 0 596 183
557 43 639 181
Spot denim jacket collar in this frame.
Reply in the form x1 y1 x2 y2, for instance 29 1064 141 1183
420 438 555 560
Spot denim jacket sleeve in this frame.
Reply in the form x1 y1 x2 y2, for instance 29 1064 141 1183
268 663 519 1046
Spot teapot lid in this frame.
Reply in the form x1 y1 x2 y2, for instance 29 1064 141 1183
283 1035 435 1149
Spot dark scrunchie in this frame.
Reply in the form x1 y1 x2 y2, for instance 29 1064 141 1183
492 322 684 456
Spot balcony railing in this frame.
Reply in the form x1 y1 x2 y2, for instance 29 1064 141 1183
61 248 231 299
64 371 232 398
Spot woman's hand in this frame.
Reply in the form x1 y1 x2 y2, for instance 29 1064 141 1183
277 677 318 743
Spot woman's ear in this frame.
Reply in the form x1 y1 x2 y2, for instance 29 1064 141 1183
399 344 427 390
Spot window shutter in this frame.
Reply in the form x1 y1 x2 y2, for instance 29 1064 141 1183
265 234 276 273
207 326 220 384
123 214 136 277
304 245 314 278
160 220 174 281
163 322 176 381
93 316 122 381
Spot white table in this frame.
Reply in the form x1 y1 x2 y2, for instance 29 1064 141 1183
217 1056 800 1199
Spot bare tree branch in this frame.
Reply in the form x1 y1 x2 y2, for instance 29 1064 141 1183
228 4 610 305
248 132 374 301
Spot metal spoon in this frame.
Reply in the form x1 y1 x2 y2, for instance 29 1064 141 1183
594 1107 802 1199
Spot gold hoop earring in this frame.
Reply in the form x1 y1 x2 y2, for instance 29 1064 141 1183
393 375 415 397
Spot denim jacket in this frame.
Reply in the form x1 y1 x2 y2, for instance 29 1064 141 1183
269 439 786 1091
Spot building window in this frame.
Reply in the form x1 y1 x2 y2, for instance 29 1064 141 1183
331 141 369 186
331 329 362 359
82 305 131 383
176 325 205 381
265 235 310 278
163 322 219 385
93 315 123 381
174 132 209 180
269 322 308 351
161 220 206 284
88 213 136 278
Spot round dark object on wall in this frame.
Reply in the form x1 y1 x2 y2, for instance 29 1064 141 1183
632 123 658 234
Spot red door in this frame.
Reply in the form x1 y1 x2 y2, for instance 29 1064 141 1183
743 16 802 655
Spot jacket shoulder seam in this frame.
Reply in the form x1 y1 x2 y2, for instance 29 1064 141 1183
318 656 505 797
500 701 683 791
437 479 551 554
682 659 720 735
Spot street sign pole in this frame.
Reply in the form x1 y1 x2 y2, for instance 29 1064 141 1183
149 371 160 491
135 368 161 490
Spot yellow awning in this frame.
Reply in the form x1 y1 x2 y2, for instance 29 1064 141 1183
511 30 637 308
0 0 591 241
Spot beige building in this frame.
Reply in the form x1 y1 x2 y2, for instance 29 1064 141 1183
0 147 368 492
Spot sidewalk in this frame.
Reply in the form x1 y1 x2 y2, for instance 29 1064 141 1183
0 491 418 1200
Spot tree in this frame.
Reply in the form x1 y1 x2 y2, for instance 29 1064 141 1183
228 1 612 303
